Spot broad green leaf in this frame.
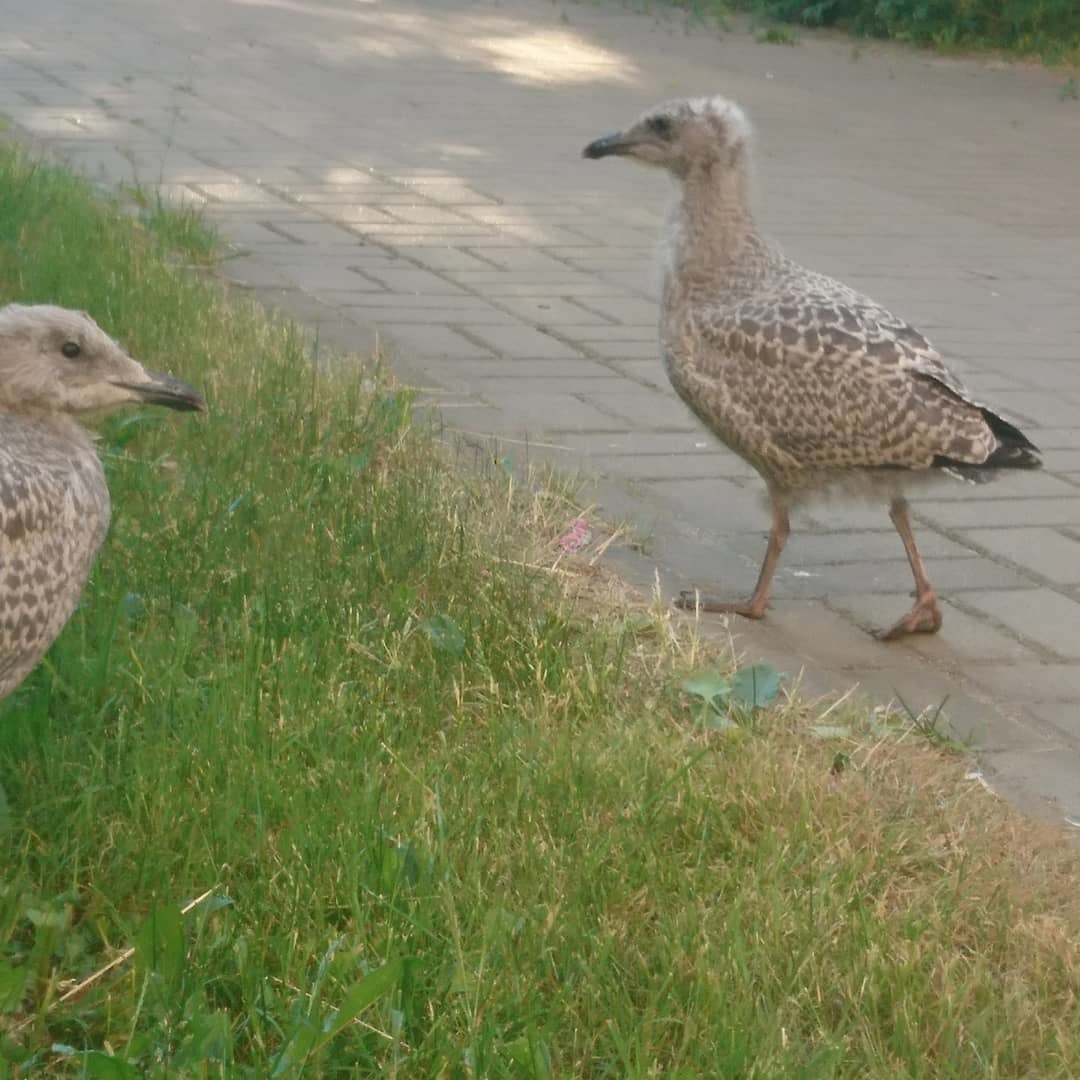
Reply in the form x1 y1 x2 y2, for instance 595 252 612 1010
188 892 234 916
680 671 730 706
505 1032 552 1079
378 836 421 894
421 614 466 657
343 451 371 473
270 1017 319 1078
0 962 26 1014
172 1010 232 1066
703 710 738 732
135 903 185 989
83 1053 141 1080
319 957 405 1045
730 664 783 710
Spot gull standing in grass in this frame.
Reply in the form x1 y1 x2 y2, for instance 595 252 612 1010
0 304 205 700
583 96 1040 639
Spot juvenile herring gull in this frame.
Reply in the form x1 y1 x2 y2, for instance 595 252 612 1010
583 95 1040 639
0 304 204 700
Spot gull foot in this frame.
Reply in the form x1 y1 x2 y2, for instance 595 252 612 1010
879 593 943 641
675 591 765 620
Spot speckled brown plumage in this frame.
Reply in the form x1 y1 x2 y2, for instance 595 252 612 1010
0 305 204 701
584 96 1041 638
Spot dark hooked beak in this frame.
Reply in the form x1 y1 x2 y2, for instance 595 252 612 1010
582 131 634 159
114 370 206 412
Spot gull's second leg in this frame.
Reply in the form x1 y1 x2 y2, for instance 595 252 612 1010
881 496 943 640
676 497 790 620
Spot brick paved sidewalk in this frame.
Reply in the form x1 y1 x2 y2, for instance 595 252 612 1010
3 0 1079 820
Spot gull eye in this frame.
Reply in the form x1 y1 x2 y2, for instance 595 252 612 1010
648 115 673 139
61 341 82 359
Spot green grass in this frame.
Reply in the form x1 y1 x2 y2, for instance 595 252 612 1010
3 146 1080 1077
756 23 800 43
636 0 1080 63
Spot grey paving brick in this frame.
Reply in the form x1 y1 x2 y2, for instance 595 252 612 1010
643 478 775 535
267 221 372 246
573 295 660 326
487 296 615 326
478 393 631 433
420 359 621 382
397 246 499 272
961 589 1080 659
825 594 1040 664
973 663 1080 704
1027 703 1080 744
916 498 1080 529
962 527 1080 584
569 325 657 343
441 277 629 298
796 558 1031 596
585 339 663 360
357 267 466 294
933 471 1078 501
787 530 977 565
595 390 698 431
596 453 756 480
342 306 518 326
377 324 494 359
461 325 586 360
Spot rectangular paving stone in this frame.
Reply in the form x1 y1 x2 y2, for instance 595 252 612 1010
399 246 499 272
1031 428 1080 450
962 527 1080 584
915 498 1080 528
496 224 595 246
377 324 494 359
194 180 278 204
794 558 1029 595
825 594 1040 664
560 433 724 455
488 296 614 326
968 662 1080 704
460 325 586 360
585 339 664 360
341 306 518 326
382 204 474 225
442 277 629 297
570 325 657 342
420 358 621 381
608 360 669 388
264 259 377 293
596 390 698 431
1026 703 1080 744
574 295 660 325
935 471 1077 501
357 267 466 294
961 589 1080 659
594 453 753 481
481 393 632 433
221 258 296 290
645 478 774 535
788 530 977 564
263 221 366 246
475 377 638 397
984 391 1080 428
465 248 578 273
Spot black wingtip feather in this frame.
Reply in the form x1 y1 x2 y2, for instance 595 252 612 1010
932 408 1042 481
981 408 1040 454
